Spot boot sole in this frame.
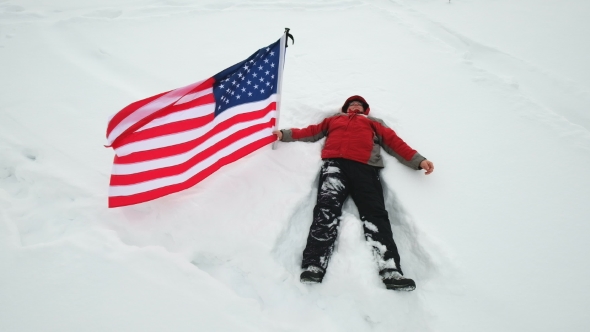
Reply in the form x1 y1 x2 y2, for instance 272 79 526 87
300 278 322 284
385 284 416 291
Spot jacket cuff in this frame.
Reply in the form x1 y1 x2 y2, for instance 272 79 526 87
281 129 294 142
409 153 426 170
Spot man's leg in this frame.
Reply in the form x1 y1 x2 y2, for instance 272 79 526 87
344 161 402 273
345 160 416 290
302 159 350 272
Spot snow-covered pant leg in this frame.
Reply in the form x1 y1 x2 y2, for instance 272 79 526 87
302 159 349 271
345 161 404 275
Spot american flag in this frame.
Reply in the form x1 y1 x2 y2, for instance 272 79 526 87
106 35 286 208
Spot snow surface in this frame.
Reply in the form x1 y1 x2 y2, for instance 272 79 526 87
1 0 590 331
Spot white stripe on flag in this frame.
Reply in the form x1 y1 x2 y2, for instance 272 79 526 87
139 102 215 131
175 87 213 105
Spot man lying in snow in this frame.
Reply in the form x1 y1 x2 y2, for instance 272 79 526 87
273 95 434 291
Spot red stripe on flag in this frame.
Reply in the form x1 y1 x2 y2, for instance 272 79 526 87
108 135 276 208
110 120 275 186
106 91 169 138
114 102 277 164
112 113 215 149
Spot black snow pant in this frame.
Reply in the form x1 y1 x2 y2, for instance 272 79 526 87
302 158 404 275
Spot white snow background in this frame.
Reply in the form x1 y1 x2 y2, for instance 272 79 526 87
1 0 590 331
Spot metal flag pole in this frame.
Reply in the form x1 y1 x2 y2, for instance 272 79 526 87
272 28 294 150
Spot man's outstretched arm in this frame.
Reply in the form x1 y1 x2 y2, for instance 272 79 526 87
370 117 434 174
272 117 333 143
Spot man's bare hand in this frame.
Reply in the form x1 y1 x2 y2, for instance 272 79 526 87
420 160 434 175
273 130 283 141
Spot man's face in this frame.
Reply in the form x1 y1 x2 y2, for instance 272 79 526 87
347 101 364 113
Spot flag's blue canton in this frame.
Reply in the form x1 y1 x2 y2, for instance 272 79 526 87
212 39 281 116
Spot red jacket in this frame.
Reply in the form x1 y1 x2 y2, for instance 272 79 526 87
281 112 425 169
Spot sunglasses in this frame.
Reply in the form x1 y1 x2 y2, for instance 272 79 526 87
348 101 364 107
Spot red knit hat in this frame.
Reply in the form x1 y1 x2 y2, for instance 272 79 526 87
341 95 370 114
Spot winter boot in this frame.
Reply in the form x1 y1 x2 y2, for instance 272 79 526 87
380 269 416 291
300 265 325 284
